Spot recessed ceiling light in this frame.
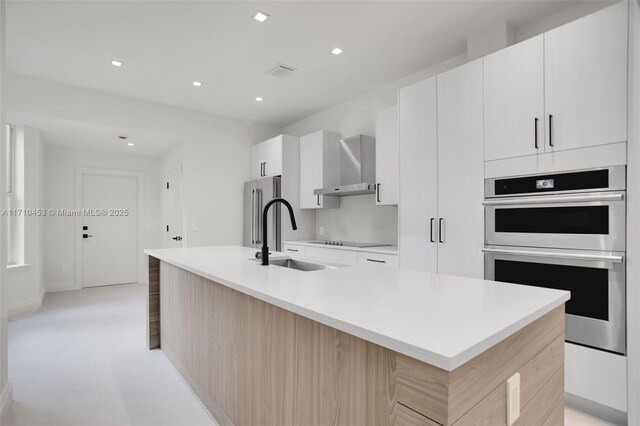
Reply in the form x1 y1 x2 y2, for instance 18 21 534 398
255 97 263 102
192 81 203 87
253 11 270 22
111 60 123 67
127 143 134 147
331 48 343 55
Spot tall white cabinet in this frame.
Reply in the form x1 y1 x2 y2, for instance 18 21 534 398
375 106 399 206
399 78 438 273
484 1 628 161
436 60 484 278
299 130 340 209
399 61 484 279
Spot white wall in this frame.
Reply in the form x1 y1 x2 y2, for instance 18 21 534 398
283 55 466 245
6 73 283 252
6 126 44 317
0 0 10 416
43 145 160 292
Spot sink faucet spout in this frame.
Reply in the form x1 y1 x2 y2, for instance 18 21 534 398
262 198 297 266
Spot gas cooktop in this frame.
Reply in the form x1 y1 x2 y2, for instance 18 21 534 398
309 240 390 248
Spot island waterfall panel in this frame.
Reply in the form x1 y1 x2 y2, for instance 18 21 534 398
149 260 565 426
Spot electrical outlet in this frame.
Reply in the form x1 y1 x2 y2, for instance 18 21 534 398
319 226 325 235
506 373 520 425
61 264 68 272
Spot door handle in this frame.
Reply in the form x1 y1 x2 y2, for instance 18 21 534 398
429 218 435 243
548 114 553 147
534 117 539 149
83 234 93 239
172 236 182 241
376 183 381 203
438 218 444 243
255 189 263 244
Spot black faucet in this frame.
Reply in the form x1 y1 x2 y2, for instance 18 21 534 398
261 198 297 266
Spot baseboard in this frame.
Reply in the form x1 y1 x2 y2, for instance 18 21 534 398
0 381 13 425
8 284 45 320
566 392 628 425
45 281 81 293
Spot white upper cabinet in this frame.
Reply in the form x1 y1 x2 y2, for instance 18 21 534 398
375 105 399 206
250 135 283 180
436 60 485 279
398 77 438 273
484 35 544 161
544 2 628 152
299 131 340 209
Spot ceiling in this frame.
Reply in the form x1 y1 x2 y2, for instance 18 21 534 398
7 111 183 156
7 1 604 128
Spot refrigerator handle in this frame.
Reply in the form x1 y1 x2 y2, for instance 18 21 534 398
255 189 263 244
251 189 255 244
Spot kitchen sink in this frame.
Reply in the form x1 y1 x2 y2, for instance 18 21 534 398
269 258 335 272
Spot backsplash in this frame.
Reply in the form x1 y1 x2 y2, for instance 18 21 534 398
315 195 398 244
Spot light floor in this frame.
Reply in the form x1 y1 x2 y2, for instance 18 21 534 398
7 283 613 426
7 283 216 426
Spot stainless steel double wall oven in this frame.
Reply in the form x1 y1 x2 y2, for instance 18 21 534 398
484 166 626 354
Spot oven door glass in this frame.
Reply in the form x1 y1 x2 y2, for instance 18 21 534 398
494 259 608 320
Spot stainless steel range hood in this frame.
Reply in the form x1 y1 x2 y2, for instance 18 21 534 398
313 134 376 197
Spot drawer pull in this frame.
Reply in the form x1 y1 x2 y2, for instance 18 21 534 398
367 258 386 264
286 248 299 252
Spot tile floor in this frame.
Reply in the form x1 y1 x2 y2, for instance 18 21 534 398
6 283 614 426
7 283 216 426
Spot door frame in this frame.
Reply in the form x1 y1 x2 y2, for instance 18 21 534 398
74 167 145 287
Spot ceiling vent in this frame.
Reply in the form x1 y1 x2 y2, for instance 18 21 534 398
266 63 297 78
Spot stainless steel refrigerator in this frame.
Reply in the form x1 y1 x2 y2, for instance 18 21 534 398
243 176 281 252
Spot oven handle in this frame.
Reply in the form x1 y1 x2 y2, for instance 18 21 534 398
483 192 624 206
482 248 624 263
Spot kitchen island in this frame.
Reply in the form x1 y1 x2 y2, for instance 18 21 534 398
144 246 569 426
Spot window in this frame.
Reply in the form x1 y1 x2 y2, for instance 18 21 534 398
6 124 24 265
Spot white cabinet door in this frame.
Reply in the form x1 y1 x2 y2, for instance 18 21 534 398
484 35 544 161
261 136 283 178
299 131 339 209
398 77 438 273
436 60 484 279
249 143 264 180
375 105 399 205
544 2 627 152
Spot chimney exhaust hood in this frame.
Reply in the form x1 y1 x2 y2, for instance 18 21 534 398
313 134 376 197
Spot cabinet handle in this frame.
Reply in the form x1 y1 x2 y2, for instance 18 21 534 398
438 218 444 243
286 248 299 252
548 114 553 147
366 258 386 264
263 162 267 176
376 183 381 203
317 194 321 206
430 218 435 243
534 117 539 149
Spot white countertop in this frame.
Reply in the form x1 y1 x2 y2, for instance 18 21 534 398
283 240 399 255
145 246 569 371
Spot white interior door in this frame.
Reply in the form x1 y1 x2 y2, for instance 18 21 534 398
82 173 139 287
166 166 183 248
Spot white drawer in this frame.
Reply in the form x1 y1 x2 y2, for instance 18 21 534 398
282 244 306 256
357 252 399 267
305 246 358 265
